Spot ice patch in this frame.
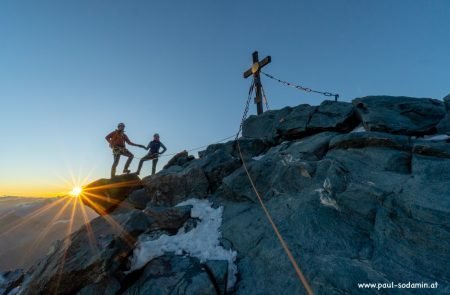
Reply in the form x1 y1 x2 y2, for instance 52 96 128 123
351 125 366 133
252 154 265 161
128 198 238 289
315 188 340 211
420 134 449 141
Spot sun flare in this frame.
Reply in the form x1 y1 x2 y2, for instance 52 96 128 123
69 186 83 197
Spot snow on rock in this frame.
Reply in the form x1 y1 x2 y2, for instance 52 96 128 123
350 125 366 133
252 154 266 161
420 134 449 141
128 198 238 289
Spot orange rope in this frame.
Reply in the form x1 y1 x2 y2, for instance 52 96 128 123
236 140 314 295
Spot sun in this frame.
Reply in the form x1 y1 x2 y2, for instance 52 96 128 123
69 186 83 197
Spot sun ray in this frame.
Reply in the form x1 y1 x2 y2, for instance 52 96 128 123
78 195 99 256
21 197 75 266
83 180 142 192
54 195 79 295
0 196 70 238
82 191 136 210
82 194 135 247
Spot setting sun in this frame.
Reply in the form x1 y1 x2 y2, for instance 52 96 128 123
69 186 83 197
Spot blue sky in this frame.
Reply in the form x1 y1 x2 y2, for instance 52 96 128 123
1 0 449 196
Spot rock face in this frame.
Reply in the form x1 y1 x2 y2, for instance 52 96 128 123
353 96 446 135
11 95 450 295
81 174 142 215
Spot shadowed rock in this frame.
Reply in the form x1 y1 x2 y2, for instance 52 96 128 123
81 174 142 215
163 150 195 170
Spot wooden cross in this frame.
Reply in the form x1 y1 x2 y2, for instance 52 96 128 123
243 51 271 115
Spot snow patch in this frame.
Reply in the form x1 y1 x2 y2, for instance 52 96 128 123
252 154 265 161
315 188 340 211
128 198 238 289
351 125 366 133
420 134 449 141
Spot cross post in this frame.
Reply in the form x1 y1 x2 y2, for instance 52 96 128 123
243 51 271 115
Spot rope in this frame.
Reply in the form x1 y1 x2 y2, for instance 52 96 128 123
134 134 237 160
261 71 339 101
261 83 270 111
234 80 314 295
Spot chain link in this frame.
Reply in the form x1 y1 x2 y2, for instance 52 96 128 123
261 71 339 101
235 79 255 141
261 83 270 111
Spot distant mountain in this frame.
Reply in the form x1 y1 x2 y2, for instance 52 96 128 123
0 196 97 271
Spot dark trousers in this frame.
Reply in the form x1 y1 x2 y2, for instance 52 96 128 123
111 147 134 177
136 153 158 175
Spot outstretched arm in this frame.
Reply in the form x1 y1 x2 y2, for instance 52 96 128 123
124 135 146 149
105 132 114 145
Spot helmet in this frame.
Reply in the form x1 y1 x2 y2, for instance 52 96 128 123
154 133 160 138
118 122 125 128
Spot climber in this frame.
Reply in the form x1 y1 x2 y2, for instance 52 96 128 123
135 133 167 176
105 123 146 178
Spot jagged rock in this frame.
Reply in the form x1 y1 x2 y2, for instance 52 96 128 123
443 94 450 111
123 188 150 210
122 255 227 295
242 106 293 142
0 270 24 295
143 205 192 233
329 131 411 151
412 141 450 158
276 104 317 139
188 150 241 192
307 100 359 132
163 150 195 169
142 167 209 206
22 205 192 295
243 101 359 142
199 138 268 161
81 174 142 215
353 96 446 135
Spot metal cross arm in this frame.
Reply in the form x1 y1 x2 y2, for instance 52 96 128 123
243 51 271 115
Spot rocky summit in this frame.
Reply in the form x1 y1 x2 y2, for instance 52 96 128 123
3 95 450 294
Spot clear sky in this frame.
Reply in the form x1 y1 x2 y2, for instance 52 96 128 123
1 0 449 197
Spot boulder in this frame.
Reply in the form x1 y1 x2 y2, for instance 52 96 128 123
122 255 228 295
199 138 268 161
242 106 293 142
163 150 195 169
123 188 151 210
81 174 142 215
142 167 209 206
329 131 411 151
353 96 446 135
307 100 359 133
276 104 317 139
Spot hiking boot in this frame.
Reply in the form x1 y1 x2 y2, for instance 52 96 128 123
123 169 131 174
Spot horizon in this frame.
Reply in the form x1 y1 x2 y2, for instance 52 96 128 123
1 0 450 197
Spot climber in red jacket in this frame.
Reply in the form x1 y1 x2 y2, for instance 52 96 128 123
105 123 146 178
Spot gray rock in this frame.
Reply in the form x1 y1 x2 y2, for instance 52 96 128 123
443 94 450 111
122 255 227 295
124 188 150 210
142 166 209 206
276 104 317 139
199 138 268 161
329 131 411 151
0 270 24 295
307 100 359 133
412 141 450 158
163 150 195 169
353 96 446 135
143 205 192 234
242 106 293 143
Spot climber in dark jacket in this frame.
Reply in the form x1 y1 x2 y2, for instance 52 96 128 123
135 133 167 175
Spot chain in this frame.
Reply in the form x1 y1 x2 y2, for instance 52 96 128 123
261 83 270 111
235 79 255 141
261 71 339 101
